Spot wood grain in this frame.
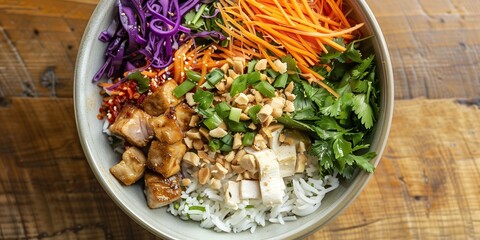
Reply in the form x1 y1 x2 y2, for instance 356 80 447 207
0 0 479 239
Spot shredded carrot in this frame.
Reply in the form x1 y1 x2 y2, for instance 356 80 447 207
214 0 364 97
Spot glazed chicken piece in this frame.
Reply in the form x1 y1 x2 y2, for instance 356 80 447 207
110 146 146 185
147 140 187 178
144 171 182 208
141 80 182 116
174 103 195 131
148 115 183 144
109 105 154 147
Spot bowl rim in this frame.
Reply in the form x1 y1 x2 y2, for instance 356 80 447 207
74 0 394 239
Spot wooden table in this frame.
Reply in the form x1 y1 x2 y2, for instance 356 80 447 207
0 0 479 239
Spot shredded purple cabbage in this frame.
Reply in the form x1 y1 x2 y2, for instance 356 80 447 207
93 0 200 82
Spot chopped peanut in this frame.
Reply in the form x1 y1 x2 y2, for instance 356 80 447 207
199 127 211 140
183 152 200 166
209 127 228 138
186 92 196 106
210 178 222 189
235 93 249 105
184 137 193 149
239 154 256 172
257 104 273 123
240 113 250 121
189 115 200 127
232 149 246 164
231 164 245 174
224 151 235 162
193 139 204 150
285 92 296 101
212 163 228 179
254 59 268 71
198 167 211 185
186 129 202 139
253 134 268 150
233 133 242 150
274 59 287 74
284 100 295 113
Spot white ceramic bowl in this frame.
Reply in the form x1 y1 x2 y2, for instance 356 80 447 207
74 0 393 239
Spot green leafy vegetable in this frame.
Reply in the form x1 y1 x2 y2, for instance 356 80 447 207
127 70 150 94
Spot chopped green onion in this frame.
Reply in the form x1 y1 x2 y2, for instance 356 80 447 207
186 70 201 82
203 113 222 130
209 139 221 151
226 119 247 132
220 39 229 47
173 80 196 98
247 60 258 73
230 74 248 97
197 107 215 118
192 4 207 25
221 133 233 145
229 107 242 122
242 132 255 146
207 69 224 86
220 143 232 152
266 69 279 79
254 81 276 98
201 81 215 90
215 101 231 119
245 204 255 209
273 73 288 88
189 206 206 212
248 105 262 124
247 71 261 85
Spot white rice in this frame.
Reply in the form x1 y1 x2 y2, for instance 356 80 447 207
168 161 339 233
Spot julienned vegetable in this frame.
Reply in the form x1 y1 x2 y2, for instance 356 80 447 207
95 0 380 234
93 0 226 82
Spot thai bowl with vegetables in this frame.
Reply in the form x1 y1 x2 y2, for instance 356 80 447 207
74 0 393 238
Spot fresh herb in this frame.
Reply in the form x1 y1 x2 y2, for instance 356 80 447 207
127 70 150 94
287 41 379 179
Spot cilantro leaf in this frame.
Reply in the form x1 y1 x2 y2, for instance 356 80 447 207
127 70 150 94
320 96 342 117
352 94 374 129
351 55 374 80
350 152 376 172
311 140 335 171
344 42 363 63
333 136 352 159
315 116 345 132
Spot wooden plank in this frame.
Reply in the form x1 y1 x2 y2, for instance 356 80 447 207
0 0 96 99
366 0 480 99
0 98 478 239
